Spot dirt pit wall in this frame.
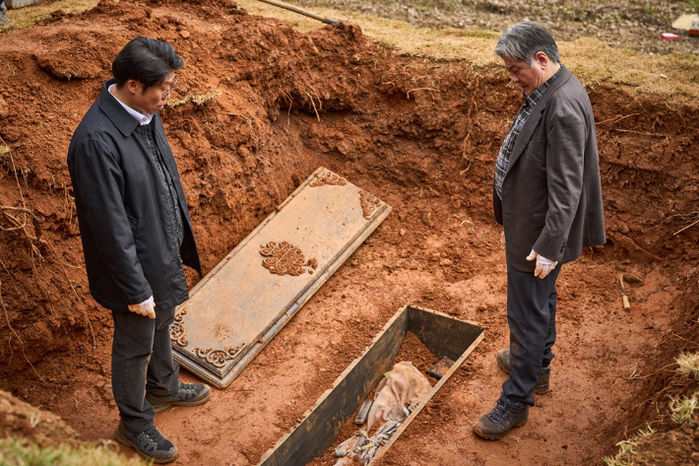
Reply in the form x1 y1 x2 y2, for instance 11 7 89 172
0 1 697 464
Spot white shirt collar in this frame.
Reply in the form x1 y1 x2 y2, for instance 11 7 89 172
108 84 153 126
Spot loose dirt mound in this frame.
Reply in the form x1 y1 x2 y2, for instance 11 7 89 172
0 1 697 464
0 389 80 446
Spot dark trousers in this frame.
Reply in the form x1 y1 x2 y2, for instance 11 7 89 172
111 306 180 433
501 262 562 406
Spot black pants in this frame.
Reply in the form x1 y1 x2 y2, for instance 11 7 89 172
111 306 180 432
501 262 562 406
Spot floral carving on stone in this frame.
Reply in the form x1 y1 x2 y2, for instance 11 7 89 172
309 169 347 187
260 241 317 276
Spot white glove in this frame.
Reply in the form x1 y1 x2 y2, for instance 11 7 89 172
128 295 156 319
526 249 558 279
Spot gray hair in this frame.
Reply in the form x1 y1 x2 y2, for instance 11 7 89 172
495 21 560 64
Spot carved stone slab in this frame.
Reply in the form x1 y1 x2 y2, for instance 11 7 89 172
172 167 391 388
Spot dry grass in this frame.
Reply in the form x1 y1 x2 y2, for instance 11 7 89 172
167 89 222 108
602 424 655 466
676 351 699 381
669 391 698 427
0 0 97 31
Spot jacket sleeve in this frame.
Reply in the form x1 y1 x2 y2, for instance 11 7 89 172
70 137 152 303
533 95 586 261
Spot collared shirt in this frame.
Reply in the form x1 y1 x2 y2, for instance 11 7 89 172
494 68 562 199
108 84 153 126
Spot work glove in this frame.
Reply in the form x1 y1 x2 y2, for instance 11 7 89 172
526 249 558 279
128 295 156 319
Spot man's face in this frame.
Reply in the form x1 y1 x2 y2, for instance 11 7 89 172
502 55 547 96
129 71 176 115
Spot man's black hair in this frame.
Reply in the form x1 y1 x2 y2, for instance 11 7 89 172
112 37 183 89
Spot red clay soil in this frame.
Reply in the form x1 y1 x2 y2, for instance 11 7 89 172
0 1 697 465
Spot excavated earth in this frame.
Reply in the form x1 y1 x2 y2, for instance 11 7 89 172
0 1 697 464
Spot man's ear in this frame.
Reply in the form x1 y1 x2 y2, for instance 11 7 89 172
533 51 549 69
125 79 142 96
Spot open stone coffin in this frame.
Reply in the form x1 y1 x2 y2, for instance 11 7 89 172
170 167 391 389
258 305 484 465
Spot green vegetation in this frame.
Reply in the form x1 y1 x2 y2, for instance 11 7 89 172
0 438 139 466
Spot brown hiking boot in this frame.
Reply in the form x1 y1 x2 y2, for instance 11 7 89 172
496 349 550 395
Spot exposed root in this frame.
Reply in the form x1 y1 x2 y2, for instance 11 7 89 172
303 90 320 121
597 113 641 127
406 87 439 99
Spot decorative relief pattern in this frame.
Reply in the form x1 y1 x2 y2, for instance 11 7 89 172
309 169 347 187
359 190 382 219
260 241 317 276
170 307 188 347
193 344 246 368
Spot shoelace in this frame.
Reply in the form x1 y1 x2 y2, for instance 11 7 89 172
489 400 517 422
136 427 166 450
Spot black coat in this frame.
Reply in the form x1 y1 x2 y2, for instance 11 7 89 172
493 66 606 272
68 80 201 312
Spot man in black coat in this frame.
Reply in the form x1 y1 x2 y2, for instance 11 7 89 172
68 37 210 463
473 22 606 440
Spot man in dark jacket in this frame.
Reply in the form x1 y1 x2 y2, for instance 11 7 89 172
68 37 210 463
473 22 606 440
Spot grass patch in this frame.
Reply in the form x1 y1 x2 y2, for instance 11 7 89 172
676 352 699 381
670 391 698 427
602 424 655 466
0 437 138 466
0 0 97 32
167 89 222 108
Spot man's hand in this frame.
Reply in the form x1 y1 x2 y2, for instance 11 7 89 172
128 296 156 319
526 249 558 279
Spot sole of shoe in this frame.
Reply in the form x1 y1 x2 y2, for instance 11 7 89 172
147 388 212 413
114 425 178 464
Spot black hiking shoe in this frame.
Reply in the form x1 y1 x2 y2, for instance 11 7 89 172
473 397 529 440
496 349 550 395
146 381 211 413
114 422 178 464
